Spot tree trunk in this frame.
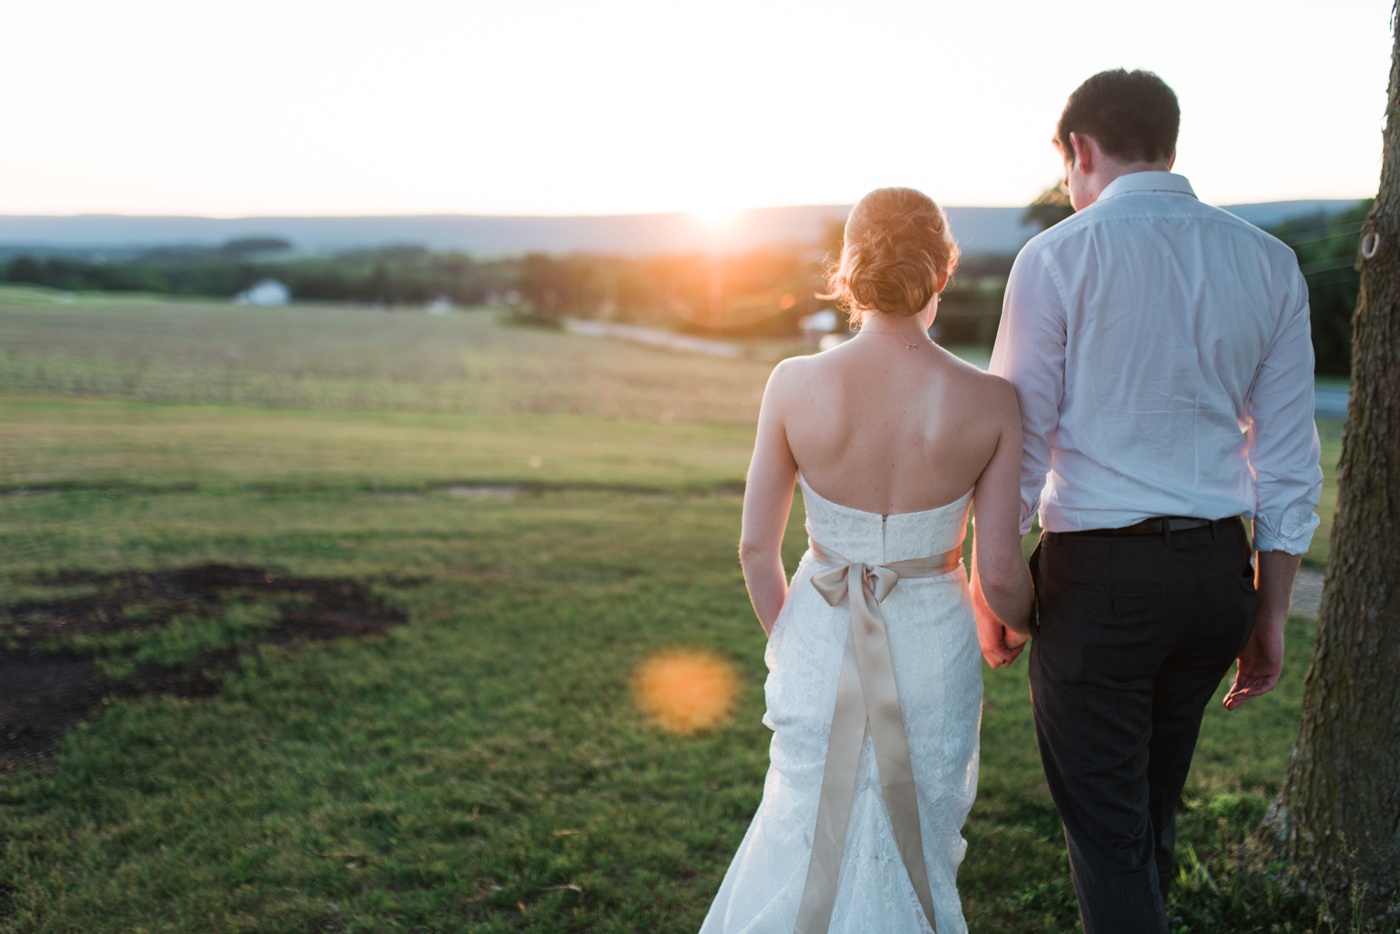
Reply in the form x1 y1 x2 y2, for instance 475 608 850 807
1250 4 1400 915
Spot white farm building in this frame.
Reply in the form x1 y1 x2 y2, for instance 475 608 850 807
234 279 291 306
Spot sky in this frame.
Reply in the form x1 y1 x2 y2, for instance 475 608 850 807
2 0 1391 218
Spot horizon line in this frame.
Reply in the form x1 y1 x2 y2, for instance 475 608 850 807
0 194 1372 223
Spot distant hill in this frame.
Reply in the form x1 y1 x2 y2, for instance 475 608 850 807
0 200 1363 259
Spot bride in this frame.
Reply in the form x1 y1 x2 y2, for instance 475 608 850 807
700 188 1033 933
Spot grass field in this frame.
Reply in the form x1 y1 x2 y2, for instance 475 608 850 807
0 287 1371 932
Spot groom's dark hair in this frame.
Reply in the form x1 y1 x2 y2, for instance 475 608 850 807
1056 69 1179 165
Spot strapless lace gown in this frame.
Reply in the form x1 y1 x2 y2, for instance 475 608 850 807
700 477 980 934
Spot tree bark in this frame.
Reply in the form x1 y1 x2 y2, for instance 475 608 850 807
1250 4 1400 915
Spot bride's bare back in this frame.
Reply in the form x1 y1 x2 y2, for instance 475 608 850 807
779 335 1004 514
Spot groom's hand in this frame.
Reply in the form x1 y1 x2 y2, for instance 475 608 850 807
977 608 1027 669
1224 551 1297 710
980 625 1026 669
974 582 1027 668
1223 608 1285 710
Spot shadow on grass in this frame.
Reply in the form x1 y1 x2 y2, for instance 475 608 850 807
0 564 416 770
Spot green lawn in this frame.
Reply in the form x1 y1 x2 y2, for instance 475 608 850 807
0 288 1369 932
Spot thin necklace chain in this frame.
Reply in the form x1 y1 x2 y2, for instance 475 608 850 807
863 328 934 350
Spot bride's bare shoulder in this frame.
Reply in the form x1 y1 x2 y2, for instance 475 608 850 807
761 350 853 417
934 349 1020 416
767 347 841 386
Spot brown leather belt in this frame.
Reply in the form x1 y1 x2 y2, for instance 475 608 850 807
1062 515 1241 537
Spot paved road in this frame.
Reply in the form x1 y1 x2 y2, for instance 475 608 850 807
1315 386 1350 418
1291 566 1324 617
564 318 743 359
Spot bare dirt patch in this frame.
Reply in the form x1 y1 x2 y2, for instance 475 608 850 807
0 564 411 771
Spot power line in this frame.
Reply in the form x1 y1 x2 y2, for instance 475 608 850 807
1301 257 1360 276
1305 271 1364 290
1282 226 1366 252
1278 223 1367 248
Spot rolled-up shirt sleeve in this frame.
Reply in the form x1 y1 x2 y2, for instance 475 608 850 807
1246 269 1324 554
989 246 1067 536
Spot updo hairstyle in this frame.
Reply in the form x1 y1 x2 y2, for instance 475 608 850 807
824 187 959 324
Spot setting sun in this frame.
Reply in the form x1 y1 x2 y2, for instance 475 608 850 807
692 206 743 231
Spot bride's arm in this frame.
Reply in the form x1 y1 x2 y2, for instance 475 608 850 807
739 362 799 636
972 378 1034 650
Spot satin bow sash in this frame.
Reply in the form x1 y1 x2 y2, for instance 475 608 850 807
792 540 962 934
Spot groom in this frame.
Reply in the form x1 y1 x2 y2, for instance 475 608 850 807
989 69 1323 933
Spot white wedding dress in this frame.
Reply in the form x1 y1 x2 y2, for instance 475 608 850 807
700 476 981 934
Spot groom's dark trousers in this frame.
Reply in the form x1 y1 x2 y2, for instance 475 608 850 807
1028 517 1257 934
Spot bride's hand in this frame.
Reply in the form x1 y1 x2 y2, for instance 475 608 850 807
976 601 1027 669
970 547 1032 669
982 625 1027 669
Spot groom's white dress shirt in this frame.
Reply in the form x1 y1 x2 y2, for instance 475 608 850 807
990 171 1322 555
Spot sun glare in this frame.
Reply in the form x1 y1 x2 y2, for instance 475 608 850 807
634 649 738 735
691 206 742 230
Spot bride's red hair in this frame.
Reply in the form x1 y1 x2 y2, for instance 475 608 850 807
823 187 959 324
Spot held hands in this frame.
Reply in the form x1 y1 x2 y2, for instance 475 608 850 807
1223 609 1285 710
974 589 1029 669
981 620 1028 669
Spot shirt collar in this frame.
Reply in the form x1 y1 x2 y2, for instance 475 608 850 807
1097 171 1197 203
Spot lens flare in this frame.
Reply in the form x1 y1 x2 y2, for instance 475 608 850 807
633 649 739 734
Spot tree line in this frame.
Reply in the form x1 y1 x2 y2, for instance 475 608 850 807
2 244 519 307
1 205 1367 371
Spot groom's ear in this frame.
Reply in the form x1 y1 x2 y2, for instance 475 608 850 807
1068 132 1094 173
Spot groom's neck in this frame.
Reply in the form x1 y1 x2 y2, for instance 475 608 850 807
1077 151 1175 209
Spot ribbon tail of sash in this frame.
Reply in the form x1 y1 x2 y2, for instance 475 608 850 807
851 577 940 932
798 547 956 933
793 627 866 934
